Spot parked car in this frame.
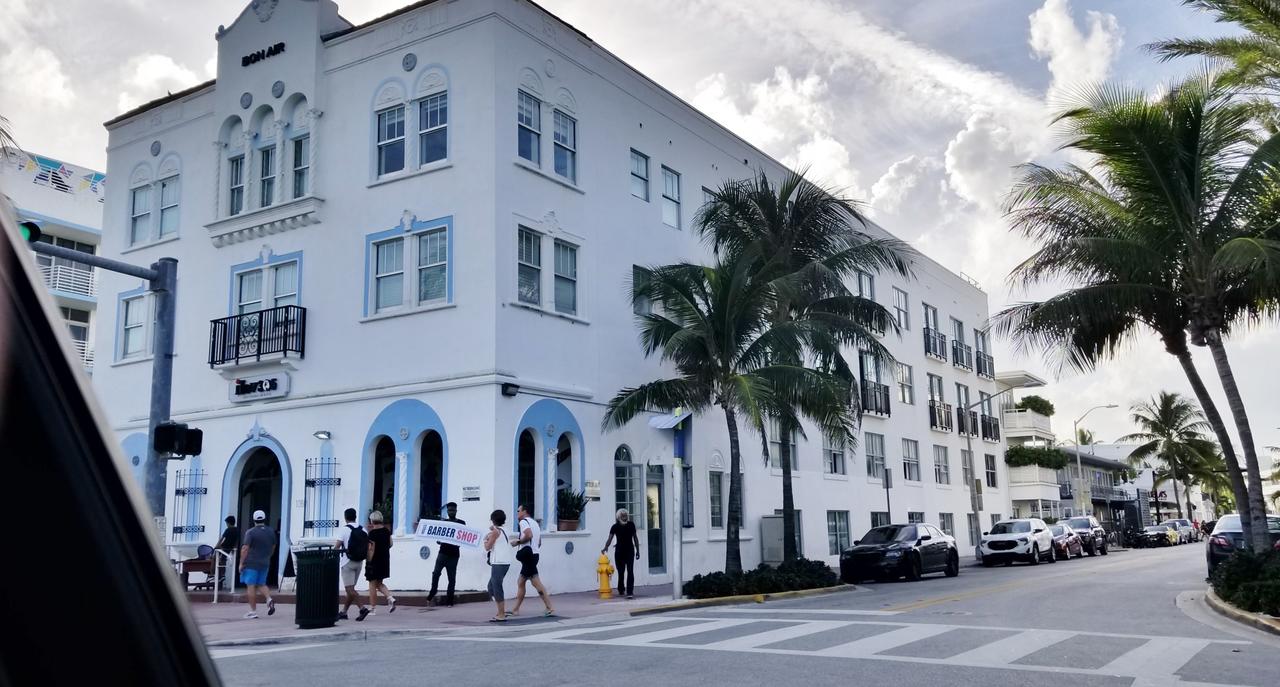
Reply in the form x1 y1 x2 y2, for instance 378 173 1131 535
1048 523 1084 560
1140 525 1178 547
978 518 1055 566
840 523 960 582
1064 516 1109 556
1205 514 1280 576
1159 520 1195 544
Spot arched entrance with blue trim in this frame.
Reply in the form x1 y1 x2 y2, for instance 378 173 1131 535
220 429 293 586
361 399 449 534
512 399 585 528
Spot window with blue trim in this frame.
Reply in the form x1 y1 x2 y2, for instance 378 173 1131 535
367 222 450 315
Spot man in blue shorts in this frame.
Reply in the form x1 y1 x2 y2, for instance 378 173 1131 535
239 510 277 619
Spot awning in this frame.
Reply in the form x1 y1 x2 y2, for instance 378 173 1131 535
648 411 692 429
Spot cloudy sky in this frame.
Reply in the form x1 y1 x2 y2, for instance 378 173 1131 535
2 0 1277 455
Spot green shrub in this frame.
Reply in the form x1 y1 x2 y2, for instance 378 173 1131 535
1211 550 1280 617
682 558 839 599
1014 395 1055 416
1005 445 1069 469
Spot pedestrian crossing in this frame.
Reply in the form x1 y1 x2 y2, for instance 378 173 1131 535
440 609 1249 683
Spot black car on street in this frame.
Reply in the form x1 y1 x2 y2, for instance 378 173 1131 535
840 523 960 582
1065 515 1109 556
1205 514 1280 576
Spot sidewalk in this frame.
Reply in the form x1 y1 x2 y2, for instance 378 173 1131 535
194 584 672 647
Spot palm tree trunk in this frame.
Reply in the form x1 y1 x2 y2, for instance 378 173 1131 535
1170 470 1183 520
722 404 744 575
1172 349 1253 545
779 417 798 563
1205 335 1272 553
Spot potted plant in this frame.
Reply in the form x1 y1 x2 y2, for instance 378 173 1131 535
556 489 588 532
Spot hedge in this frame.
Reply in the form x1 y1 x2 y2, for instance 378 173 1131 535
1014 395 1055 416
1004 445 1070 470
682 558 839 599
1211 550 1280 618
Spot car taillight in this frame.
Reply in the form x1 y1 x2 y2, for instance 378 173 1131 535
1210 535 1232 549
1273 539 1280 552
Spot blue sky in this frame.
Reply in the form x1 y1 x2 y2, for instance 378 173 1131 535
1 0 1275 454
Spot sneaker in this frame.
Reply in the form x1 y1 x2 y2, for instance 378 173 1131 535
388 597 397 613
267 598 276 616
356 607 370 622
337 611 349 620
243 612 259 619
627 595 634 600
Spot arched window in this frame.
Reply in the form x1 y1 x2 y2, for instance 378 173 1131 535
370 437 396 524
517 430 536 515
418 430 444 521
614 445 640 523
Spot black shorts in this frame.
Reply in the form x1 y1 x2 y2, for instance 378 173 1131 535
516 547 540 578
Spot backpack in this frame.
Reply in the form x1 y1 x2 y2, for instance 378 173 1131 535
344 524 368 562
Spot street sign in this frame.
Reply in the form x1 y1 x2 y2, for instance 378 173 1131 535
884 468 893 489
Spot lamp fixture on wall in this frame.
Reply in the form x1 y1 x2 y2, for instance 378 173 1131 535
312 430 332 441
501 383 520 397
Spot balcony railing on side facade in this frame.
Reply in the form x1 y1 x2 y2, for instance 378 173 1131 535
951 340 973 371
956 408 979 436
70 338 94 371
975 350 995 379
923 328 948 361
861 380 891 417
208 304 307 366
980 414 1000 442
40 264 97 298
928 400 954 432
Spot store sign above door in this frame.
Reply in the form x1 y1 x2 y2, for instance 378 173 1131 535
242 42 286 67
229 372 290 403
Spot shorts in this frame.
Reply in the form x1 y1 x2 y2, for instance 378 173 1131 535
516 547 540 579
341 560 363 587
240 567 268 586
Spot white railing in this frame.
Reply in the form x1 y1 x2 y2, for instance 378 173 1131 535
1002 408 1054 435
40 264 97 298
69 338 94 370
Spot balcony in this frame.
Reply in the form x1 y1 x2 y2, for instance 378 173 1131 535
951 340 973 371
980 414 1000 442
866 310 887 337
70 338 94 371
923 328 948 361
928 400 953 432
1008 465 1065 504
208 305 306 366
956 408 979 436
976 351 995 379
40 264 97 299
1002 408 1054 440
861 380 891 417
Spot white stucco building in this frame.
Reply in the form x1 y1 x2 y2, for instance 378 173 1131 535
1 149 104 373
94 0 1010 593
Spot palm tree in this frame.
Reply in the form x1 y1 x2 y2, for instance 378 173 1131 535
1150 1 1280 91
1076 428 1097 447
995 71 1279 552
695 170 913 561
0 115 17 153
602 250 859 574
1119 392 1219 520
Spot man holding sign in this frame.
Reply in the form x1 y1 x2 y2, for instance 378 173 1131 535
427 502 465 607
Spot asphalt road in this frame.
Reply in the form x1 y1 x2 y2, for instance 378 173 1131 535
213 543 1280 687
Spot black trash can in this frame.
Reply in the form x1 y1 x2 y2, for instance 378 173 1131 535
293 546 340 629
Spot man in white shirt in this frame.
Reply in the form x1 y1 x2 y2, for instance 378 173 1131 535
334 507 370 621
509 504 554 616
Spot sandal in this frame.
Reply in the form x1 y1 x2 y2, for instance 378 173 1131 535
505 611 517 618
544 609 555 617
488 617 507 623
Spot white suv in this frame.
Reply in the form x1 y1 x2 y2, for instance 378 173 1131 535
979 518 1056 567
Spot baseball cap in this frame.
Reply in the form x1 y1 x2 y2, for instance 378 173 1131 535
253 510 266 522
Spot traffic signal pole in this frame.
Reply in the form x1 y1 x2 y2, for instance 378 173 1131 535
28 239 177 520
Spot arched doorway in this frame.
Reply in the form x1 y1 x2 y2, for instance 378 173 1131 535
419 431 444 522
238 447 283 587
371 437 396 525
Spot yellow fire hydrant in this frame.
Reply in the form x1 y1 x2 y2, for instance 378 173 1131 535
597 552 615 599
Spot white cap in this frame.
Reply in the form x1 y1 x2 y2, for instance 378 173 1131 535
253 510 266 522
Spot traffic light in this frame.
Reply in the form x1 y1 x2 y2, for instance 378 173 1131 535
19 221 41 243
154 422 203 457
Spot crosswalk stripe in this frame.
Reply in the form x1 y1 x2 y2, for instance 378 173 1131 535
816 623 953 657
701 620 852 650
1098 637 1213 677
611 619 758 646
944 628 1075 666
520 616 676 642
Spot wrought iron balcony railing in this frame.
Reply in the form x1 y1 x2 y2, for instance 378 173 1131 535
980 414 1001 442
952 340 973 371
956 408 979 436
861 380 891 417
929 400 954 432
976 351 995 379
208 304 306 366
923 328 948 361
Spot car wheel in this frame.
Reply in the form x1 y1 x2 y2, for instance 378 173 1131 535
1029 544 1041 565
1074 545 1083 558
1003 559 1013 566
1087 541 1096 556
1100 542 1108 556
905 553 922 581
982 558 995 568
945 551 960 577
1047 545 1057 563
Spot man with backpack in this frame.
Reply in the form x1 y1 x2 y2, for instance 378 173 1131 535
335 507 370 621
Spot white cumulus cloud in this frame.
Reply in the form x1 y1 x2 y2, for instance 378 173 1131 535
116 54 203 114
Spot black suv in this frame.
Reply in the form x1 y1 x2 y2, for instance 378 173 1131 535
1064 516 1108 556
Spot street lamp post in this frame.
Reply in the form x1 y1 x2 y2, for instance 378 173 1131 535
1073 404 1119 515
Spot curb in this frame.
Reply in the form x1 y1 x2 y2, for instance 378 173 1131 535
206 626 450 648
1204 588 1280 637
629 583 858 617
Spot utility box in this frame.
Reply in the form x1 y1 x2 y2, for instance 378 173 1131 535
760 515 784 566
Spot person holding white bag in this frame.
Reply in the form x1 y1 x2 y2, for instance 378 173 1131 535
483 509 514 622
